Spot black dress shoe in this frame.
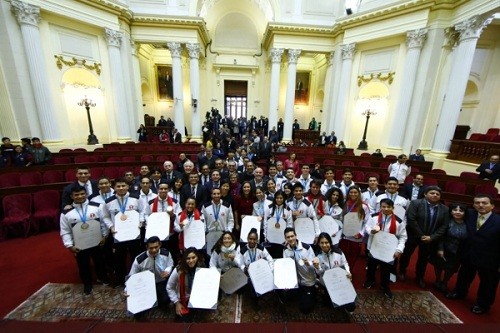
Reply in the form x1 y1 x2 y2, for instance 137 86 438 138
417 278 426 288
398 273 406 281
471 305 488 314
446 292 465 300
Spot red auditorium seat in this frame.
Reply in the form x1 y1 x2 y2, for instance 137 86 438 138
74 155 95 163
323 160 335 166
341 161 355 167
364 172 380 182
424 177 438 186
0 194 32 238
475 184 499 198
74 148 88 153
31 190 61 233
360 153 371 157
122 156 136 162
65 169 76 182
385 155 397 159
491 135 500 143
445 181 466 195
59 148 73 153
0 172 21 188
358 161 371 167
431 169 447 175
352 171 365 182
405 176 413 185
52 156 72 164
468 133 481 140
107 156 122 162
303 155 314 164
379 161 390 169
103 167 119 180
42 170 64 184
156 155 171 162
140 155 154 162
460 171 479 179
19 171 43 186
90 167 104 179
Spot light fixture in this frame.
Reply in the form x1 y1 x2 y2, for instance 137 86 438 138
77 96 99 145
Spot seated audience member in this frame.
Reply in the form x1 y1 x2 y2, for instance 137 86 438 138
371 149 383 158
401 174 425 201
127 236 173 318
363 199 407 299
409 149 425 161
12 145 31 167
313 232 355 312
476 154 500 182
167 247 206 322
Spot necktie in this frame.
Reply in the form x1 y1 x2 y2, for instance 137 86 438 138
191 186 196 197
204 175 208 184
166 174 171 182
86 183 91 196
477 215 485 230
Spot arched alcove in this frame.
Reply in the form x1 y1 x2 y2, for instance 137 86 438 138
458 80 479 125
61 68 109 144
214 12 259 51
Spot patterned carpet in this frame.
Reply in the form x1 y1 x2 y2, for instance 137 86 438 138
4 283 462 324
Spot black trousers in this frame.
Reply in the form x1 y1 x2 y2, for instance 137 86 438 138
113 239 141 284
366 256 392 289
453 262 499 309
75 246 107 286
298 285 317 314
399 239 434 279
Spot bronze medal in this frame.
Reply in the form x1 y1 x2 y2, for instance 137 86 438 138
81 223 89 230
120 214 128 221
214 221 219 228
275 222 280 228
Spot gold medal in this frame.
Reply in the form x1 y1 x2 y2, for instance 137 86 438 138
120 214 128 221
224 252 230 259
298 259 305 266
81 223 89 230
275 223 280 228
214 221 219 228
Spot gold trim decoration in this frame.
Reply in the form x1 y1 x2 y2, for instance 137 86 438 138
54 55 101 76
357 72 395 86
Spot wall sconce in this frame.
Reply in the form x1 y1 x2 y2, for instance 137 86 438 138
192 98 198 108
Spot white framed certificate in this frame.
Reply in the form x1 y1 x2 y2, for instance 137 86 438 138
394 205 406 221
343 212 362 242
73 220 101 250
188 268 220 309
370 231 399 264
206 231 223 253
322 267 357 306
219 267 248 294
240 216 262 242
318 216 341 245
248 259 274 296
114 210 140 242
294 217 315 244
145 212 170 241
126 270 157 314
273 258 298 290
183 220 206 249
266 217 285 244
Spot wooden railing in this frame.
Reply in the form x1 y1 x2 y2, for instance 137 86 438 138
447 140 500 164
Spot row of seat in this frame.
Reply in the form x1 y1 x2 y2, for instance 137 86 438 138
0 190 60 240
469 128 500 142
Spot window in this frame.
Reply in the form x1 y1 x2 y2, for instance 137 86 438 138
225 96 247 119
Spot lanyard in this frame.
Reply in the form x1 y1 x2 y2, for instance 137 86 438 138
118 197 128 214
213 203 220 221
76 204 88 223
248 248 257 263
275 206 283 223
293 199 301 211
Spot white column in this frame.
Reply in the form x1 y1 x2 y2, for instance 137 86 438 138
268 48 284 131
333 43 356 141
327 47 342 133
187 42 201 138
104 28 131 140
321 51 334 131
432 15 493 153
388 29 427 149
168 42 185 133
11 0 61 142
283 49 301 142
131 41 144 127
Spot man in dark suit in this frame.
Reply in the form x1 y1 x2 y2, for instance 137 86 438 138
409 149 425 161
447 194 500 314
259 136 273 160
61 166 99 209
476 155 500 182
401 174 425 201
180 173 208 211
398 186 449 287
161 160 182 185
197 147 217 171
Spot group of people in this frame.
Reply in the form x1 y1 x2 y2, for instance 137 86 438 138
0 136 51 167
58 147 499 321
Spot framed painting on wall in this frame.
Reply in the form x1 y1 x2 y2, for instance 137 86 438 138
295 71 310 105
156 65 174 101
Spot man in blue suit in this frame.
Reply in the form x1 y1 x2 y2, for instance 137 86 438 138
447 194 500 314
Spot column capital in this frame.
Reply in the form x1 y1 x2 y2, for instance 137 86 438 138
340 43 356 60
327 51 335 66
11 0 40 27
455 15 493 43
406 28 427 49
168 42 182 58
269 48 284 63
186 43 201 59
287 49 301 64
104 28 123 48
130 38 141 56
443 27 459 49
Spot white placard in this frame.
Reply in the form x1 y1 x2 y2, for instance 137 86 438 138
126 270 157 314
342 212 362 242
219 267 248 294
273 258 298 290
240 216 262 242
318 216 341 245
248 259 274 296
294 217 315 244
369 231 399 264
322 267 357 306
394 205 406 221
73 220 101 250
114 210 140 242
145 212 170 241
266 217 285 244
188 268 220 309
183 220 206 249
206 231 223 254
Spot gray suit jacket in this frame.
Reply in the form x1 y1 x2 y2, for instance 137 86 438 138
405 199 449 243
